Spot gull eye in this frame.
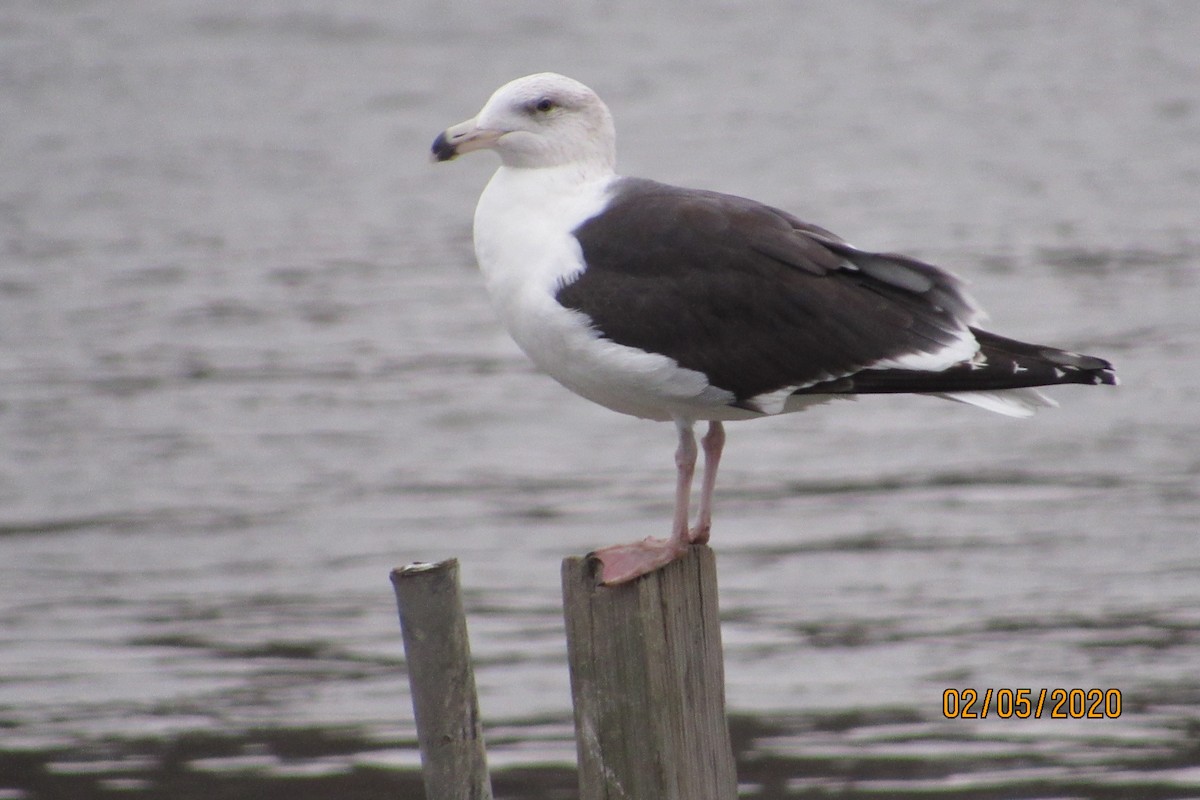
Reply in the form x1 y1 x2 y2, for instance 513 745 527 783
534 97 555 113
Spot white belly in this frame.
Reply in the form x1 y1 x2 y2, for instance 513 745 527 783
504 285 743 421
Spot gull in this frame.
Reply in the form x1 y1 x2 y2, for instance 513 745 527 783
432 73 1116 585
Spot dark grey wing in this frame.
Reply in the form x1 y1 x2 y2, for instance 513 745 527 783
559 178 980 405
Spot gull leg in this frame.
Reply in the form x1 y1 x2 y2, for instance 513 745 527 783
589 419 697 585
689 420 725 544
670 418 698 545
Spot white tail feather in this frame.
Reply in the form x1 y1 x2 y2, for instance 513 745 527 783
932 388 1058 418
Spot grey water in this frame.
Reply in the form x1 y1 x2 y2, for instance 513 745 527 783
2 1 1199 797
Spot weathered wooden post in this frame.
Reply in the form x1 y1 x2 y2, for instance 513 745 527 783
561 545 738 800
391 560 493 800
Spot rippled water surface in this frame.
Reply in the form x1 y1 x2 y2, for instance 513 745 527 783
2 1 1199 797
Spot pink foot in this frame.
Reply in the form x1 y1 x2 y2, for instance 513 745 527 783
589 536 690 585
689 524 711 545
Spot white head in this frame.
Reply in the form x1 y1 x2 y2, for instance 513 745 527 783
432 73 616 172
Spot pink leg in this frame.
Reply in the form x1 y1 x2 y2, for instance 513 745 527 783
689 421 725 544
589 420 697 585
670 419 698 545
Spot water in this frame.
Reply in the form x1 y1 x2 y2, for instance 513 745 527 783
2 1 1199 797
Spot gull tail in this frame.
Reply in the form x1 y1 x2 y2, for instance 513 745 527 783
791 328 1117 417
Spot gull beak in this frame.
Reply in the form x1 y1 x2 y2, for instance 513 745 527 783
432 118 504 162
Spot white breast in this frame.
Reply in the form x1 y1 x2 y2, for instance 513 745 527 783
472 167 739 422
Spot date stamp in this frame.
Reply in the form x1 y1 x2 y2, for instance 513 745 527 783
942 688 1122 719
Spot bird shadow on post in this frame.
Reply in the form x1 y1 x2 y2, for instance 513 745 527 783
561 545 738 800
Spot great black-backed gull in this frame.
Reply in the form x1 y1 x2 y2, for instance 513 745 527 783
432 73 1116 585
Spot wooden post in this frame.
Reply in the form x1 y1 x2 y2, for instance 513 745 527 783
391 560 493 800
561 545 737 800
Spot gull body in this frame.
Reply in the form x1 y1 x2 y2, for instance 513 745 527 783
432 73 1116 584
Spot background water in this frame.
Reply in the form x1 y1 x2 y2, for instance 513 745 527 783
2 1 1199 797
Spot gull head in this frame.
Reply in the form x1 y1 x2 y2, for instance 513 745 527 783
432 73 616 171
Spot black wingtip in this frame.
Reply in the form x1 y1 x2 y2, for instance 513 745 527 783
1046 349 1118 386
1095 363 1119 387
431 131 457 162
